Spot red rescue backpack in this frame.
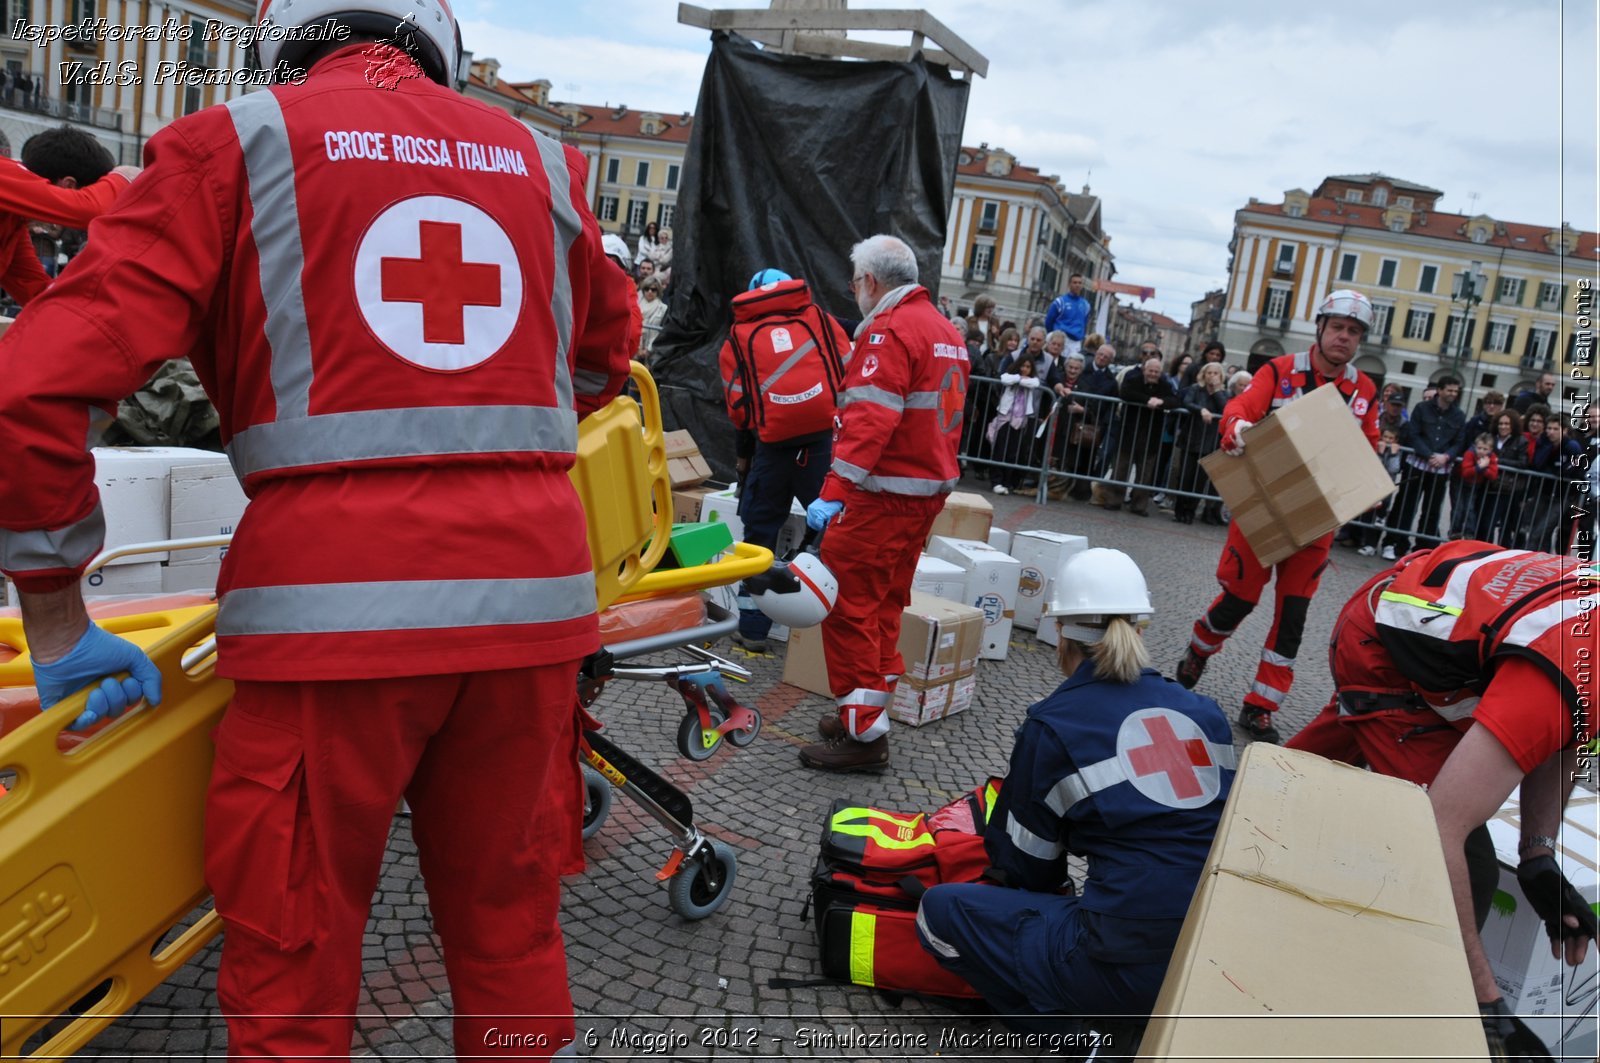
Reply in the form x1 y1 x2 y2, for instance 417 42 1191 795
718 278 850 444
809 778 1003 999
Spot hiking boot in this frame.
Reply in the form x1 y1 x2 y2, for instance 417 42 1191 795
817 712 845 739
799 733 890 773
1176 648 1207 690
1237 706 1281 744
731 632 770 654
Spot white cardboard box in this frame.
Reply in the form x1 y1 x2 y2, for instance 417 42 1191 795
166 462 247 567
889 672 976 727
1480 793 1600 1061
926 536 1021 661
1011 530 1088 631
911 554 967 603
80 561 165 595
93 447 228 566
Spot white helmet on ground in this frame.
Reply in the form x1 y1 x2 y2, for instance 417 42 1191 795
1043 548 1152 643
750 552 838 629
1314 289 1375 334
253 0 463 87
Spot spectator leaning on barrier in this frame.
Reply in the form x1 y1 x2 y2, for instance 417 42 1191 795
1176 290 1380 745
0 7 636 1057
1356 426 1406 558
802 234 968 773
1104 353 1177 517
1449 391 1507 538
1380 375 1466 556
1173 361 1227 525
987 355 1043 495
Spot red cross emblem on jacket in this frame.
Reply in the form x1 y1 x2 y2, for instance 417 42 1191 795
1117 708 1223 808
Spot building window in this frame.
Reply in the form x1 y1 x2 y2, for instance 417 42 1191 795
1396 196 1414 208
1338 253 1358 282
1344 189 1363 203
1498 277 1525 305
1444 314 1475 352
1404 308 1435 341
1470 226 1489 244
1401 361 1418 375
1377 259 1398 288
666 164 680 191
1039 262 1058 293
978 202 998 233
1372 187 1389 206
1486 321 1515 354
1274 243 1296 274
1038 218 1051 245
182 18 215 115
1285 203 1304 218
969 243 994 280
604 157 620 184
1526 328 1555 363
597 195 618 222
1264 285 1292 320
1482 374 1497 388
626 198 648 231
634 161 650 187
1418 265 1438 294
1388 218 1405 232
70 0 96 22
656 203 674 230
1537 281 1562 309
1370 303 1393 340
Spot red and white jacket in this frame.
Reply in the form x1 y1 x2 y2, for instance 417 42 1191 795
819 286 968 502
1221 348 1380 452
0 157 132 305
0 46 633 681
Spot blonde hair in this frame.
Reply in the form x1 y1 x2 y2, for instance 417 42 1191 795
1058 617 1149 684
1198 362 1225 388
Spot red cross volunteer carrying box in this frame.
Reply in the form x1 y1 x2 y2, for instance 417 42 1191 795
0 1 633 1058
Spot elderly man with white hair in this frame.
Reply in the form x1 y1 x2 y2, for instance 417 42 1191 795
800 234 970 772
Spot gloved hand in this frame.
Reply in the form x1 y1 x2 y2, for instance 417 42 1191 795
806 498 843 531
1517 854 1600 947
1479 998 1555 1061
1223 419 1254 456
32 623 163 731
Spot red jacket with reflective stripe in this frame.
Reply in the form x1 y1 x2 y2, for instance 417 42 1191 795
1221 349 1380 452
819 286 968 501
0 46 633 680
0 158 131 305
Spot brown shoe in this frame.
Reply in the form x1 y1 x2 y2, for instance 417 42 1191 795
799 734 890 773
817 713 845 739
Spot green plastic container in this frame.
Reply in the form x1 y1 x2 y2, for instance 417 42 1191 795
651 521 735 570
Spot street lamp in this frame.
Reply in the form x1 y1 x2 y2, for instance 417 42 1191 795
1450 261 1486 374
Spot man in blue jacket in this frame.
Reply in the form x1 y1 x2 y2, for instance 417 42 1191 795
1044 273 1091 358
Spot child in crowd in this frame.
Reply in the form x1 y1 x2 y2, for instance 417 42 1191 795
1358 426 1406 558
1457 433 1499 541
987 356 1043 494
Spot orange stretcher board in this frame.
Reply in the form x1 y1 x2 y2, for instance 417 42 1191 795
0 609 229 1059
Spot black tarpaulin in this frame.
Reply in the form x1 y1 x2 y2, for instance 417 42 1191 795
649 31 970 481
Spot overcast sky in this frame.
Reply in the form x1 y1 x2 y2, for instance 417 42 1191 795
455 0 1598 323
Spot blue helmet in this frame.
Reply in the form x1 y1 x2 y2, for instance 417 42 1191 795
749 268 792 291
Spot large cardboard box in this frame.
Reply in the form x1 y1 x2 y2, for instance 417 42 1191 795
897 592 983 682
1139 745 1488 1062
889 672 976 727
663 430 712 488
911 554 968 603
780 622 832 697
1480 793 1599 1061
671 485 715 525
1200 384 1395 566
93 447 230 566
164 461 248 591
926 491 993 546
1011 530 1087 631
926 536 1021 661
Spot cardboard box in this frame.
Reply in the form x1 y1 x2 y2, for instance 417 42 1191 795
780 622 832 697
80 561 166 596
926 536 1021 661
672 485 715 526
1139 746 1488 1062
1200 384 1395 566
987 528 1011 554
926 491 993 545
93 447 229 566
889 672 976 727
911 554 968 603
663 430 712 487
897 591 983 682
167 461 246 562
1480 794 1599 1061
1011 531 1087 631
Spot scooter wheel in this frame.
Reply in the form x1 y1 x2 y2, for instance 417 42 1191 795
580 764 611 840
676 706 727 761
667 840 738 920
725 707 762 748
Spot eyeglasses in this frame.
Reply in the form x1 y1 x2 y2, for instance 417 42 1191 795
847 274 866 295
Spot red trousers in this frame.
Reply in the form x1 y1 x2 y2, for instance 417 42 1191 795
819 489 944 740
205 664 582 1061
1189 522 1333 715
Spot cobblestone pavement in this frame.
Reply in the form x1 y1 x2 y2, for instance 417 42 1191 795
61 480 1395 1060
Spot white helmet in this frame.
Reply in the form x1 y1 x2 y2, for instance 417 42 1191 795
601 233 632 268
750 551 838 628
1315 289 1375 334
1043 548 1152 642
254 0 463 87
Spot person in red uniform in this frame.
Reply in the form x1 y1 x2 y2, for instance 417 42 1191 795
0 126 136 304
1175 289 1381 743
800 234 968 772
0 0 632 1057
1288 541 1595 1059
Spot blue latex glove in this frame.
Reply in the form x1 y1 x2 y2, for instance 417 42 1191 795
33 623 163 731
806 498 843 531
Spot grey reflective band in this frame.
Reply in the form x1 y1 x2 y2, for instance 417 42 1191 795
227 93 314 421
1044 741 1237 816
860 474 958 496
903 390 944 410
916 907 961 959
1250 681 1287 704
1004 813 1063 861
531 132 581 413
832 457 869 483
758 340 818 395
226 405 577 478
840 385 904 412
836 687 890 708
217 573 597 636
0 503 105 573
1260 648 1295 667
573 367 611 397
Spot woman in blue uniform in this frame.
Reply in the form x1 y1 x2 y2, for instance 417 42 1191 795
916 548 1234 1021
